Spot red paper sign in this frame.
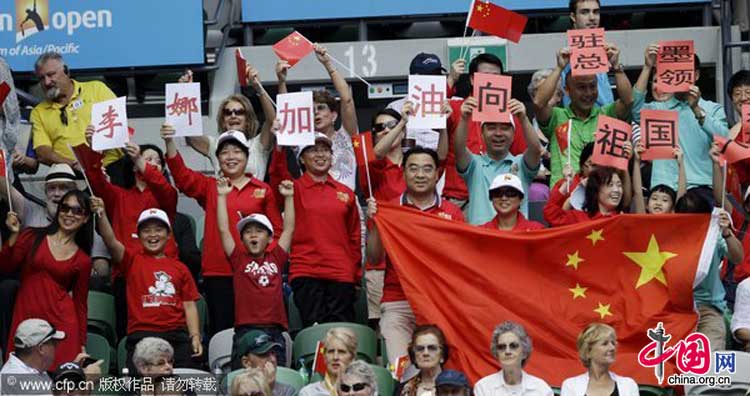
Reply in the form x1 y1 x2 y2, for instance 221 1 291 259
568 28 607 76
235 49 247 88
567 28 605 49
656 40 694 93
472 72 512 123
640 109 679 161
0 149 7 178
272 31 315 67
467 1 527 43
592 115 632 170
0 82 10 107
741 104 750 143
715 135 750 164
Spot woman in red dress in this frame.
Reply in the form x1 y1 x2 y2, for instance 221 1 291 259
1 190 93 367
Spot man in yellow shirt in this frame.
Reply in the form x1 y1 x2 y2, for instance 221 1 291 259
30 52 123 170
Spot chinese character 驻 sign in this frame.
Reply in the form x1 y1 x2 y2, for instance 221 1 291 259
165 83 202 137
276 91 315 147
407 75 447 129
656 40 694 93
91 96 128 151
472 72 512 123
568 28 608 76
640 109 679 161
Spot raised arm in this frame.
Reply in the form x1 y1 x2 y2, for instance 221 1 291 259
710 142 732 212
247 63 276 151
276 60 289 95
315 44 358 135
454 97 478 173
277 180 295 252
607 43 634 120
176 70 212 158
719 209 744 264
620 141 633 210
162 124 210 203
373 102 410 159
635 44 658 94
510 99 542 170
365 198 384 264
675 147 687 202
90 197 124 264
533 48 569 125
631 141 646 214
216 177 236 257
436 100 452 161
0 176 26 221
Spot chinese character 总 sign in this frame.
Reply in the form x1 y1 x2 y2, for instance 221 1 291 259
656 40 694 93
91 96 128 151
276 91 315 147
640 109 679 161
165 83 202 137
568 28 608 76
472 72 512 123
408 75 447 129
592 115 631 171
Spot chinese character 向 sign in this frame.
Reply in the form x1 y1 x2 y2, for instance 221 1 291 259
91 96 128 151
472 72 512 123
276 91 315 147
656 40 694 93
407 75 447 129
640 109 679 161
568 28 608 76
165 83 203 137
592 115 631 170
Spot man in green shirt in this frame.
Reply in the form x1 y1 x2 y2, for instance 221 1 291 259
533 45 633 186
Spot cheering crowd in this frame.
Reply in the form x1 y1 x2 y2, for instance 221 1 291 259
1 0 750 395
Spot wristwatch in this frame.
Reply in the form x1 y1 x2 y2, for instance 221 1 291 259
694 108 706 125
611 63 625 73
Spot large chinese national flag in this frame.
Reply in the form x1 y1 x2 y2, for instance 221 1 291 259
373 204 718 387
272 31 315 67
467 1 528 43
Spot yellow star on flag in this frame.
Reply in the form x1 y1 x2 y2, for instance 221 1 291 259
623 234 677 289
566 251 584 270
569 283 587 299
353 139 360 148
586 229 604 246
594 302 612 319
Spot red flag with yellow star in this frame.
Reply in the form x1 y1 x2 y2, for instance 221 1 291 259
272 31 315 67
372 203 718 387
312 341 327 376
467 1 528 43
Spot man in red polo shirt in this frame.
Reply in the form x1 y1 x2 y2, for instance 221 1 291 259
480 173 545 232
366 146 464 369
290 133 361 327
445 53 528 208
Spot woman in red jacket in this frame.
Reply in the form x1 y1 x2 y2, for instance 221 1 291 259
1 190 93 367
544 166 627 226
162 126 283 335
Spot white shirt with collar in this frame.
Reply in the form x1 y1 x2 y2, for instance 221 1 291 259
474 370 553 396
0 353 52 396
560 372 638 396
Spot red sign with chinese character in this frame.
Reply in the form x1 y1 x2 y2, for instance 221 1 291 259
715 135 750 164
472 72 512 123
0 149 6 179
640 109 679 161
568 28 608 76
592 115 632 170
656 40 694 93
741 104 750 143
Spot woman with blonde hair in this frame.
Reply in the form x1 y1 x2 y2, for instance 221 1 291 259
299 327 359 396
231 368 273 396
560 323 638 396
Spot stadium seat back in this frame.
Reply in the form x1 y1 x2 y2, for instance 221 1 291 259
208 328 235 372
86 333 112 375
87 291 117 346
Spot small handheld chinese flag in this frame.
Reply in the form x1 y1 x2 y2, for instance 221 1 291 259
0 82 10 107
273 31 315 67
312 341 327 376
236 49 248 88
392 355 410 381
467 1 527 43
352 132 375 167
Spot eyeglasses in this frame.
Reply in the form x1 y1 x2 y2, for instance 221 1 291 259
732 89 750 100
414 344 440 353
59 203 88 217
372 120 399 133
340 383 369 392
223 108 246 116
496 342 520 352
314 104 330 112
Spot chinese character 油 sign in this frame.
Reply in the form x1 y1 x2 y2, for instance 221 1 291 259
408 75 447 129
656 40 694 93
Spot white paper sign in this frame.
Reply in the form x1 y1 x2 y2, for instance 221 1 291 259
91 96 128 151
165 83 203 137
407 75 447 129
276 91 315 147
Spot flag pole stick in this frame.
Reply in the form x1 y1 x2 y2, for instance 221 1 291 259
67 144 94 193
460 0 477 60
2 150 12 213
253 77 278 110
566 119 572 192
326 55 372 87
360 135 374 199
721 161 727 210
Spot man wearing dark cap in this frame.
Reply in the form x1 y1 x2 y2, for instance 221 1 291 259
52 361 101 396
233 330 295 396
436 370 472 396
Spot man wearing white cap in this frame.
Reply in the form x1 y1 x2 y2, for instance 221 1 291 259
216 176 296 368
455 97 542 225
290 132 361 327
481 173 545 232
0 318 64 377
93 202 202 373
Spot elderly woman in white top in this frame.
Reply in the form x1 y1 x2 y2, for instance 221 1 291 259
560 323 638 396
474 321 552 396
132 337 174 378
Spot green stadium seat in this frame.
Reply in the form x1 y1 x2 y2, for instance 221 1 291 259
86 333 112 375
117 336 128 374
292 322 378 368
638 384 674 396
197 296 209 339
370 364 395 396
286 293 304 338
87 291 117 346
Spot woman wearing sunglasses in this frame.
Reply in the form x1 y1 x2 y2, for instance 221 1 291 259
561 323 638 396
300 327 358 396
179 65 275 182
481 173 545 232
474 321 552 396
338 361 378 396
397 325 449 396
1 190 94 367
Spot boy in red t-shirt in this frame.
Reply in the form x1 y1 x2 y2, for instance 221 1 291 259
216 177 295 369
93 199 202 373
